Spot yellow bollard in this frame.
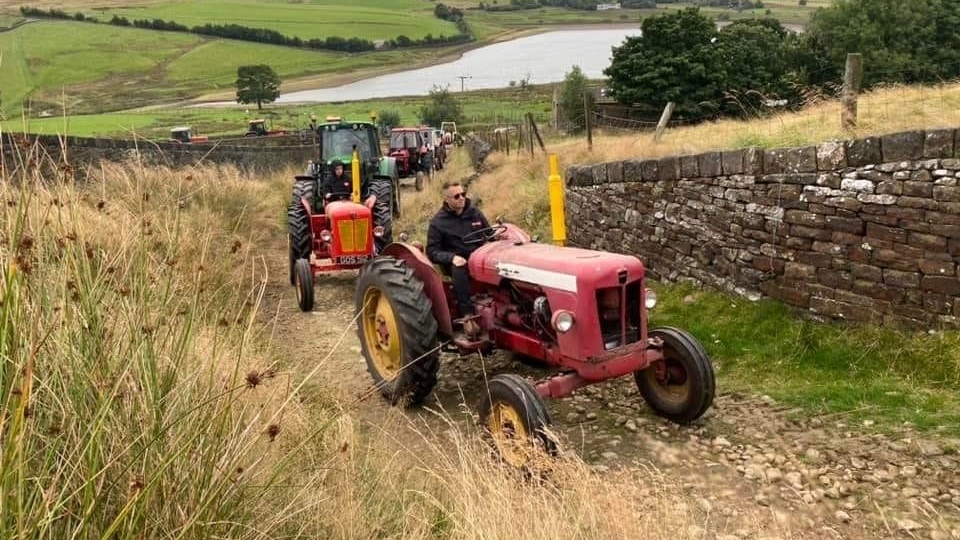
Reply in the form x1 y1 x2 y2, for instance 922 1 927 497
351 148 361 203
547 153 566 246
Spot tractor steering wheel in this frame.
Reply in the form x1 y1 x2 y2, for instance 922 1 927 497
463 224 508 245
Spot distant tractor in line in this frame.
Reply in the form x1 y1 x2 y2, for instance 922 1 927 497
388 127 426 190
245 119 288 137
168 126 209 144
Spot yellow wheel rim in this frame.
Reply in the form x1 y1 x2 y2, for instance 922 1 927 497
487 401 533 467
361 287 403 379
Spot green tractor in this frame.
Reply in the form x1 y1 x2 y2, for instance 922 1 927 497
304 116 400 219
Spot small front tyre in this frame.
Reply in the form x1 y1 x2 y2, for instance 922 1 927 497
478 374 557 468
294 258 314 312
634 327 715 424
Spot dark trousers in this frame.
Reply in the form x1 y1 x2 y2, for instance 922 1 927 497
440 263 474 317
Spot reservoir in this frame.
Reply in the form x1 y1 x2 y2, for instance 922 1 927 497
276 27 642 103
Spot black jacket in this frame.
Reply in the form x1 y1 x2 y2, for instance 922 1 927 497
426 199 491 265
323 171 353 201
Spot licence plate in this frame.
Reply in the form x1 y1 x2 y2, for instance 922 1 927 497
335 254 371 265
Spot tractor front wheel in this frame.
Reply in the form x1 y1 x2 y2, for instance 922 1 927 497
355 256 439 405
634 327 715 424
288 178 315 285
368 178 394 253
294 258 314 312
478 374 557 468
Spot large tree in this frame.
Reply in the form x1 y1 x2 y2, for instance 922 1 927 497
807 0 960 87
235 65 281 110
603 8 725 119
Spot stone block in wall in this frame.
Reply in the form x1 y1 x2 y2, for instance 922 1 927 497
640 159 659 181
566 165 593 186
933 185 960 201
763 148 787 174
592 164 608 184
606 161 624 184
679 155 699 178
623 159 643 182
760 173 818 186
918 258 955 277
811 296 880 323
846 136 881 167
721 149 744 175
784 146 818 173
817 141 847 170
657 156 680 181
922 275 960 295
923 129 956 158
883 269 920 288
744 147 763 175
881 130 924 162
698 151 721 177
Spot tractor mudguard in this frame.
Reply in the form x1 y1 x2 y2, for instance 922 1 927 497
380 243 453 337
377 156 398 181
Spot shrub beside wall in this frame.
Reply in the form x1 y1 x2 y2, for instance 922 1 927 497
565 128 960 328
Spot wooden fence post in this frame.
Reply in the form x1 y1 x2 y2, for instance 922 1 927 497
653 102 675 142
841 53 863 131
583 90 593 151
527 112 546 152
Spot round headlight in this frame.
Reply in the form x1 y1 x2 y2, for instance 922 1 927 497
319 230 332 243
552 310 575 333
645 288 658 310
373 226 385 237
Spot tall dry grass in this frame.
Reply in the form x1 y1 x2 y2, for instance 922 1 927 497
0 142 334 539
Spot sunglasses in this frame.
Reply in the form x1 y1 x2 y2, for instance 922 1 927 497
448 192 466 200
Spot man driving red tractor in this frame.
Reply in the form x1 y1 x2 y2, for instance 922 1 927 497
426 181 492 339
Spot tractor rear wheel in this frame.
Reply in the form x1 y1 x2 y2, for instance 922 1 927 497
368 178 394 253
478 374 557 468
355 256 439 405
634 327 715 424
287 178 315 285
294 258 314 312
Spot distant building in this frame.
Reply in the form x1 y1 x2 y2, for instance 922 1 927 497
597 2 621 10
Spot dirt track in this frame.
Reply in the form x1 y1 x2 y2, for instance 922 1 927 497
260 192 960 540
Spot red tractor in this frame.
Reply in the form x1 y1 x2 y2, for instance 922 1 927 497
388 127 426 190
288 118 398 312
354 223 716 466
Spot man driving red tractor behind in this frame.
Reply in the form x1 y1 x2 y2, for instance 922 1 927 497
323 159 353 202
426 181 492 339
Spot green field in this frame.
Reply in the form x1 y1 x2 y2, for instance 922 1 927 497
0 0 831 119
83 0 459 41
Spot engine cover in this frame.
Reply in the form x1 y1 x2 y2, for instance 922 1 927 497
324 201 373 262
468 241 645 293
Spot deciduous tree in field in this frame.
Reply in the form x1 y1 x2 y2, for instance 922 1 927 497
236 65 281 110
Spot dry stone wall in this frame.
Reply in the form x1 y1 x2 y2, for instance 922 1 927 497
564 128 960 328
1 133 315 178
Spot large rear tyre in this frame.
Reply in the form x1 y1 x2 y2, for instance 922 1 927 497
478 374 557 468
355 256 439 405
368 178 394 253
634 327 715 424
294 258 314 312
287 178 315 285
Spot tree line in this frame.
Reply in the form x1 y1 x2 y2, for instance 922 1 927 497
593 2 960 124
19 5 473 53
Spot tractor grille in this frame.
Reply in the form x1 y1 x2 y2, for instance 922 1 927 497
336 218 368 253
596 282 642 351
